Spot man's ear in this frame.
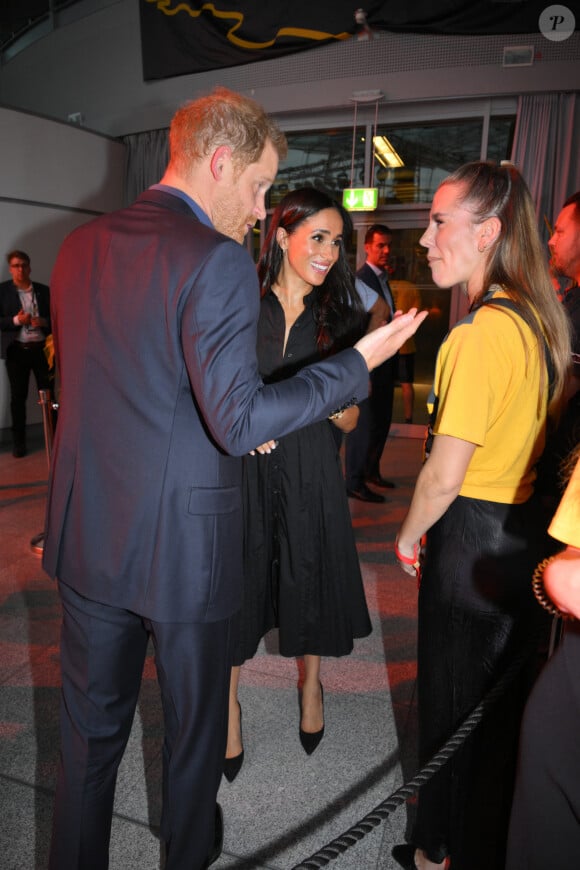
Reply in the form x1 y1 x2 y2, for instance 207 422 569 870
210 145 232 181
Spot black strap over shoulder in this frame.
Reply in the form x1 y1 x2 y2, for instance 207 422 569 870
423 295 555 462
480 297 555 401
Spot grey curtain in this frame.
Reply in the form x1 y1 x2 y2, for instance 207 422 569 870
122 128 169 206
511 93 580 240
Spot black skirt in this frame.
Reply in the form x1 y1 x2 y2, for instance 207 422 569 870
233 418 371 664
413 493 555 869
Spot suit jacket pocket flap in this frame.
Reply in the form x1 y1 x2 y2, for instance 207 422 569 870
187 485 240 515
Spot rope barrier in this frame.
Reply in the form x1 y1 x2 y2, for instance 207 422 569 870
290 637 540 869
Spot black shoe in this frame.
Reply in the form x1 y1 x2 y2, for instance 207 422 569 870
299 684 324 755
12 444 27 458
223 704 244 783
392 844 417 870
367 473 396 488
205 804 223 867
346 484 385 503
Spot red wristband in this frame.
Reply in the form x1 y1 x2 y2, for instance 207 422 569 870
395 537 422 585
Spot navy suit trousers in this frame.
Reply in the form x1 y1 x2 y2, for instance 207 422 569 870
50 580 234 870
345 359 394 488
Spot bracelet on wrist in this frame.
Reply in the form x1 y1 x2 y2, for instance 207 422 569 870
532 556 574 620
395 536 422 583
328 397 356 421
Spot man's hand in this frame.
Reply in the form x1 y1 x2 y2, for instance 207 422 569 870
354 308 428 372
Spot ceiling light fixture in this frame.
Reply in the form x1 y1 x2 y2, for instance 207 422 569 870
372 135 404 168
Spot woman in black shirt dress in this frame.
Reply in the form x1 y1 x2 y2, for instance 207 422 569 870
224 188 372 779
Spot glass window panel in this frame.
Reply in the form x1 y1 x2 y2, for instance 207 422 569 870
269 116 515 212
371 119 486 205
487 116 516 164
269 129 366 208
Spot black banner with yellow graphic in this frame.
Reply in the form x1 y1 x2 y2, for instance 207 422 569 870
139 0 562 81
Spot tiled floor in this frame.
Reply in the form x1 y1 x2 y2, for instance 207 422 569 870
0 425 425 870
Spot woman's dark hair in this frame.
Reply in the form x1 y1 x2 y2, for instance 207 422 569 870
257 188 365 352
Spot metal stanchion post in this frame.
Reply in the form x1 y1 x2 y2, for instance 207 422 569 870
30 388 58 555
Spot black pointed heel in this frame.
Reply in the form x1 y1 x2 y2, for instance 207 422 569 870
223 703 244 782
299 684 324 755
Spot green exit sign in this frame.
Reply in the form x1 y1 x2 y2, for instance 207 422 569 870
342 188 378 211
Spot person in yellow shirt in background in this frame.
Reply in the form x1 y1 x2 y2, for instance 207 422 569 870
390 277 421 423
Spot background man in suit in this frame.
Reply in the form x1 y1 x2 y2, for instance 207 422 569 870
346 224 397 502
43 87 426 870
0 250 52 457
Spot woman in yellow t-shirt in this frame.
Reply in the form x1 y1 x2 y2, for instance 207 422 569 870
393 162 571 870
507 447 580 870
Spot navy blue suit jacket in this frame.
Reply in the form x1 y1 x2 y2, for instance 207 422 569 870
356 263 392 317
357 262 395 377
43 189 369 622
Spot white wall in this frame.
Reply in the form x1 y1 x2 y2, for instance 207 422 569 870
0 107 125 431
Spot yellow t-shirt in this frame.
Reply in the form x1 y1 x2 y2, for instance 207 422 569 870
431 291 547 504
549 457 580 547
